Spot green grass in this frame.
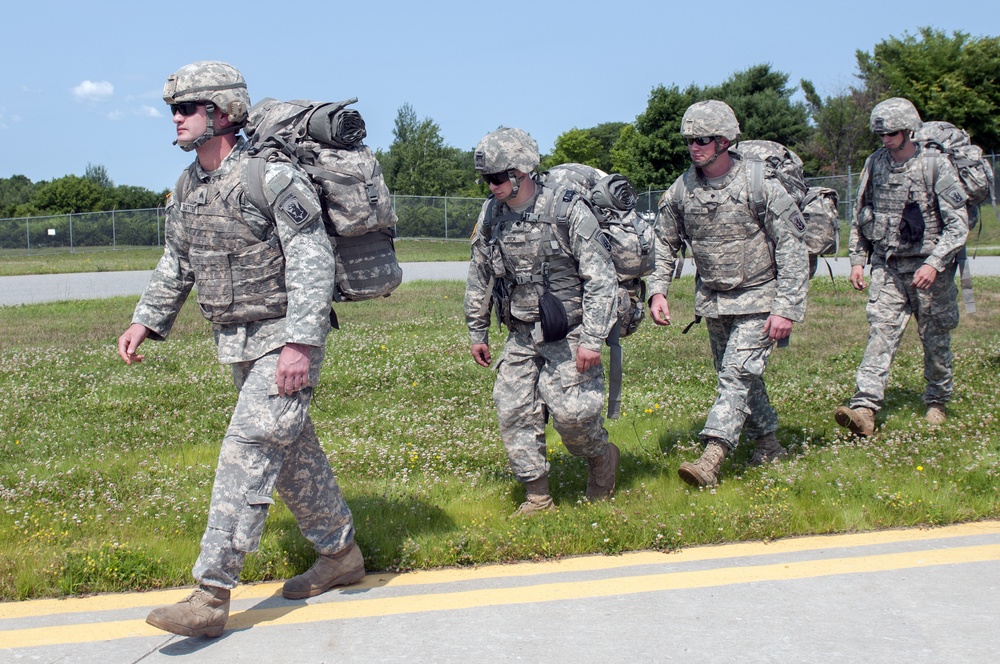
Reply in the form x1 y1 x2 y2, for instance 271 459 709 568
0 239 469 277
1 276 999 600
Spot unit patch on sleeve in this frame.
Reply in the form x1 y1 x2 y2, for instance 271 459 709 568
944 185 966 207
278 192 311 226
790 211 806 233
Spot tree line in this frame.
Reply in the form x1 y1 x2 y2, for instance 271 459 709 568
3 28 996 219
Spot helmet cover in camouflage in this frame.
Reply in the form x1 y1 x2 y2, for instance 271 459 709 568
163 60 250 126
870 97 922 134
680 100 741 142
474 127 539 174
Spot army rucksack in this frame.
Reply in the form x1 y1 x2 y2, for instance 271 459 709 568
242 97 402 305
538 164 654 418
914 120 997 231
735 139 809 211
800 186 840 278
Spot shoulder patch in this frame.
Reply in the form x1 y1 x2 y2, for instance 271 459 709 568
943 184 967 207
597 230 613 257
278 192 311 226
789 210 806 233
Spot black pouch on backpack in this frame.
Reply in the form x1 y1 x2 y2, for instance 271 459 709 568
538 290 569 342
899 201 925 245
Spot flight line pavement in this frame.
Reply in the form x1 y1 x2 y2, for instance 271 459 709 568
2 521 1000 663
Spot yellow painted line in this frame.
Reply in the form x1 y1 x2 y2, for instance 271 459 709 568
2 520 999 621
3 542 1000 650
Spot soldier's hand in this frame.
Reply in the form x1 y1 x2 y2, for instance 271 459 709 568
117 323 150 365
849 265 866 291
276 343 312 396
763 315 793 342
576 347 601 373
912 264 938 290
650 293 671 326
471 343 491 367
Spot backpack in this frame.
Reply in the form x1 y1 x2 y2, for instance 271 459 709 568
800 186 840 257
538 164 655 418
734 139 808 210
914 120 997 231
242 97 402 305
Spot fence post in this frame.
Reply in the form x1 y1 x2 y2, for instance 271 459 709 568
112 207 117 250
157 207 162 247
70 213 75 253
25 216 30 255
846 166 853 224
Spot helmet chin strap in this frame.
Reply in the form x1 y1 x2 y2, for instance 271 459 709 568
506 169 519 196
888 132 912 154
173 102 241 152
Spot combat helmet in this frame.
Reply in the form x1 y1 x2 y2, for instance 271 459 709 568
163 61 250 151
474 127 539 195
680 100 741 143
870 97 922 135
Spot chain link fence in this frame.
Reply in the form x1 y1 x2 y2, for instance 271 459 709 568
2 155 995 256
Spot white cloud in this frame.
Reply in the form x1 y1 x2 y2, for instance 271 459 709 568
139 105 163 118
72 80 114 103
107 110 125 121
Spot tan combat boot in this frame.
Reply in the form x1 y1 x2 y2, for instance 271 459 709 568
748 432 787 467
146 585 230 638
282 541 366 600
925 403 947 425
834 406 875 437
677 441 727 487
512 476 555 517
586 442 621 500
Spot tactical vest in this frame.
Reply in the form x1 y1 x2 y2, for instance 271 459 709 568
174 162 288 325
485 184 585 328
679 164 776 291
868 149 945 254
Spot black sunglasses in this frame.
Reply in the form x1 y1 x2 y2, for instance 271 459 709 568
170 102 204 117
686 136 716 146
879 130 902 138
482 172 510 186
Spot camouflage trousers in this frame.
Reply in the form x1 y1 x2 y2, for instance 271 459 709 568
701 313 778 450
849 260 959 411
193 347 355 589
493 325 611 483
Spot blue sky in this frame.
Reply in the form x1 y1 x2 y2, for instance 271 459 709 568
1 0 995 193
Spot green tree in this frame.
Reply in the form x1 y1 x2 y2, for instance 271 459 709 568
13 176 107 216
541 122 627 172
856 28 1000 152
380 104 480 197
0 175 37 218
705 64 811 148
798 81 878 175
84 163 114 189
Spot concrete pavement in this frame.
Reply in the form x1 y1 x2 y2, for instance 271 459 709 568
2 521 1000 662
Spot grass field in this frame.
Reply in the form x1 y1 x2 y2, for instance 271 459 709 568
1 274 999 600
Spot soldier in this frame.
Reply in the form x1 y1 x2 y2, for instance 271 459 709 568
464 127 621 516
648 100 809 487
117 61 364 638
834 98 969 436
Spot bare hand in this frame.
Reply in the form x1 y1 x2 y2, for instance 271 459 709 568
117 323 151 365
276 343 312 396
763 315 793 342
576 346 601 373
849 265 866 291
471 343 491 368
912 264 938 290
650 293 671 326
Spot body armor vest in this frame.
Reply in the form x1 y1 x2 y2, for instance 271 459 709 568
869 150 944 255
486 185 585 327
175 163 288 325
680 165 776 291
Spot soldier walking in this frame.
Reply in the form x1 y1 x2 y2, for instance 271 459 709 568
117 61 364 638
648 101 809 486
834 98 969 436
464 128 621 515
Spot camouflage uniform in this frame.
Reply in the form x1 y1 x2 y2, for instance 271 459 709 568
464 176 618 483
132 137 355 589
649 154 809 451
846 101 969 412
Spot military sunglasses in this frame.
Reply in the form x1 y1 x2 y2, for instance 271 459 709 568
170 101 204 117
686 136 716 146
482 172 510 186
878 130 903 138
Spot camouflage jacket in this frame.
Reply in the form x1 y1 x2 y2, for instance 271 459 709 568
132 137 334 363
464 180 617 353
850 144 969 273
648 155 809 322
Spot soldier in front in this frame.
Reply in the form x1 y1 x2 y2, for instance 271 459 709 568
117 61 363 638
648 100 809 487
